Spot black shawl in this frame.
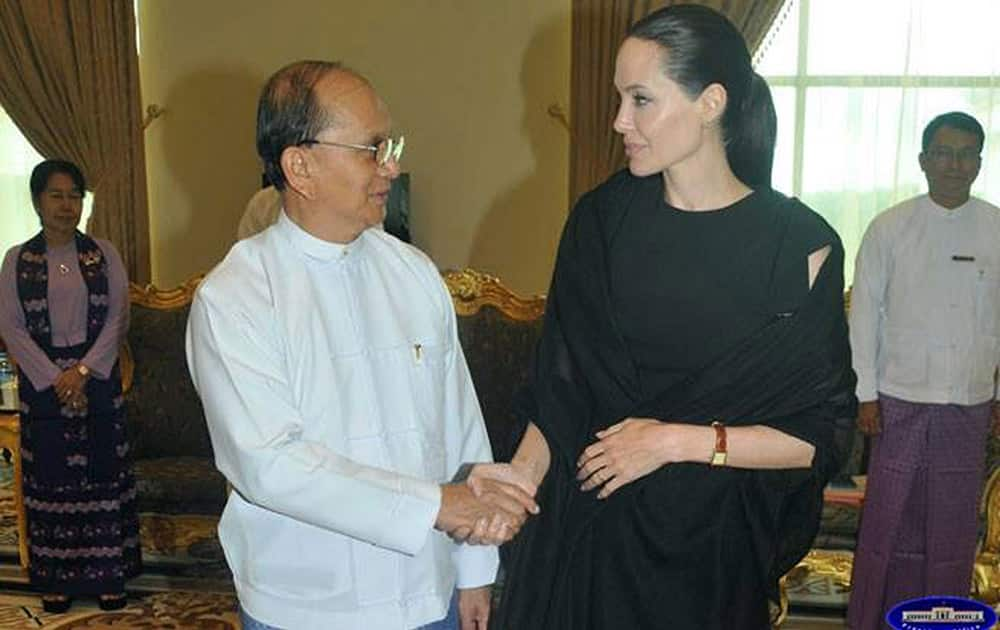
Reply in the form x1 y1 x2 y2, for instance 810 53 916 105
497 172 857 630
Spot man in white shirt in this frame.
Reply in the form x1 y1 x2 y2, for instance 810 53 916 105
847 112 1000 629
186 60 537 630
236 185 281 240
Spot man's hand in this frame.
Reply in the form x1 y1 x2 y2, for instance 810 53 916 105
458 585 492 630
857 400 881 435
991 401 1000 439
451 464 539 544
435 482 528 546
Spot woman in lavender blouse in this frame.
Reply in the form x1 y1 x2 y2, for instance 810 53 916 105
0 160 141 613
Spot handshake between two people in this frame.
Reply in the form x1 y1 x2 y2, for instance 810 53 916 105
434 463 540 546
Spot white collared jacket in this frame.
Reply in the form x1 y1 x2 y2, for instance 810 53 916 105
186 212 497 629
850 194 1000 405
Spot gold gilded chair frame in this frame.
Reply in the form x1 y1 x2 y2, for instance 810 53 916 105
118 275 205 394
972 467 1000 603
121 270 536 392
442 268 545 320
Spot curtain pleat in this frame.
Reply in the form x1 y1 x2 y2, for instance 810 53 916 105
0 0 150 283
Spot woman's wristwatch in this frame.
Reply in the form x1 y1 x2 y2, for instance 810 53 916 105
710 421 728 467
76 364 90 378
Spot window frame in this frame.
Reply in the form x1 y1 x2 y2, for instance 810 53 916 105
760 0 997 198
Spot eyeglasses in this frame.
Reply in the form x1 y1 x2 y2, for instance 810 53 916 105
926 146 981 165
299 135 405 167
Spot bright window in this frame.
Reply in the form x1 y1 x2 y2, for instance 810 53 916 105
0 108 93 258
756 0 1000 281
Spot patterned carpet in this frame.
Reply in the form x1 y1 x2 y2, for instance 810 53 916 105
0 459 238 627
0 590 238 628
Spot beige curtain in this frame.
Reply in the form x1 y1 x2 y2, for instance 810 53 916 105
569 0 790 205
0 0 150 284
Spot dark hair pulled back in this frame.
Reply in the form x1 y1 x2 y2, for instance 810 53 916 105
629 4 776 189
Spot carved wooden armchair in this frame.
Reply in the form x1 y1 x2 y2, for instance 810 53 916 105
443 269 545 462
971 466 1000 603
120 275 228 515
119 268 547 516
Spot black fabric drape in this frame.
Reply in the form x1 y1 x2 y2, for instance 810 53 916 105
498 171 857 630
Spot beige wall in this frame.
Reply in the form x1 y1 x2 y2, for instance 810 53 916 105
139 0 570 295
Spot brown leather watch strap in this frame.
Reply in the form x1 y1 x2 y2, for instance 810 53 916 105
710 421 727 466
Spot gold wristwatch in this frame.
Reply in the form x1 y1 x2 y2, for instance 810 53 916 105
710 421 728 467
76 364 90 378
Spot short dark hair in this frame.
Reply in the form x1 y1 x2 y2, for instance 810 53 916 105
30 159 86 203
922 111 985 153
256 60 342 191
629 4 776 189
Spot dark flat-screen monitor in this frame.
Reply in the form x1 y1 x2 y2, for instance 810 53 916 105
385 173 410 243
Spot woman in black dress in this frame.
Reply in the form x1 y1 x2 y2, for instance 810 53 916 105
490 5 857 629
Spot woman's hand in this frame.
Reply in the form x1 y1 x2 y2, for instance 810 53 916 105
69 391 88 411
53 367 88 407
577 418 708 499
436 482 529 546
466 462 539 512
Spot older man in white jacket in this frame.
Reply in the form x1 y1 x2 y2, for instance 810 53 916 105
186 61 536 630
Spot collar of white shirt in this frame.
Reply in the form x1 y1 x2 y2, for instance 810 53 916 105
923 194 971 219
275 210 365 262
